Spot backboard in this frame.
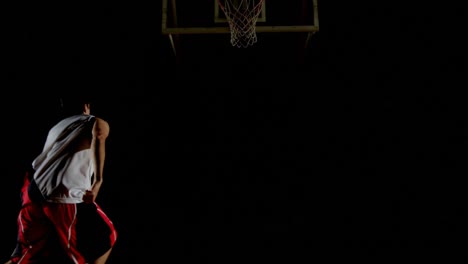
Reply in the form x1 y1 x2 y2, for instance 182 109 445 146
161 0 319 55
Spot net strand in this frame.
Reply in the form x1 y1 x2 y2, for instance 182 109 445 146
218 0 264 48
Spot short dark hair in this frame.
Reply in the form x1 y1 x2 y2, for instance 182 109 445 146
59 95 94 116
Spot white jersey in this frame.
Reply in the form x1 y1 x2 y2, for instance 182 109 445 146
32 114 96 203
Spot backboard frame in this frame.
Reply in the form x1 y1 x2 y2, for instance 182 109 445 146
161 0 320 58
161 0 319 35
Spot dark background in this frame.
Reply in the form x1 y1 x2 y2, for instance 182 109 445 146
2 1 467 263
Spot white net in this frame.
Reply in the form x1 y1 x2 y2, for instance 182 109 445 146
218 0 265 48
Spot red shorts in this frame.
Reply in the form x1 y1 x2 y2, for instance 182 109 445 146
10 171 117 264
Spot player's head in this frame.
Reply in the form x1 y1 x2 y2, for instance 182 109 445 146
59 95 94 116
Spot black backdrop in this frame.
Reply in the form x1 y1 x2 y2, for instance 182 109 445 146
3 1 467 263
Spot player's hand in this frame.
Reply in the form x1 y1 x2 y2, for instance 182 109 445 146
82 190 97 203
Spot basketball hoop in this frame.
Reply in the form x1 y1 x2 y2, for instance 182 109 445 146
217 0 265 48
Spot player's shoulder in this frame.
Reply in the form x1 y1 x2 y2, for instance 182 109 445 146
93 116 108 124
92 116 110 136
